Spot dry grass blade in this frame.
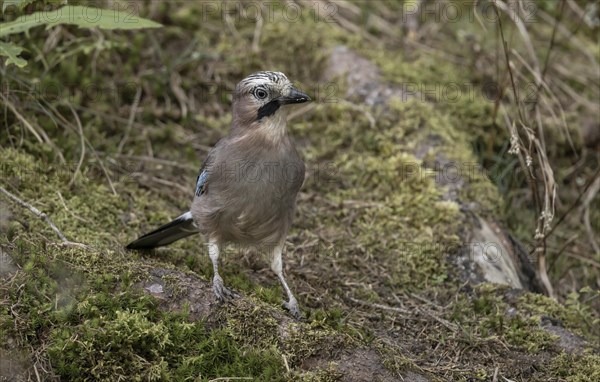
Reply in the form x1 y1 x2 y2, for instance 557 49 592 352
544 168 600 240
0 92 44 144
67 104 86 187
581 175 600 255
512 51 575 154
251 6 264 53
117 86 143 155
107 153 197 171
40 100 118 196
538 7 598 67
296 0 379 43
347 296 411 315
538 0 565 83
493 0 540 75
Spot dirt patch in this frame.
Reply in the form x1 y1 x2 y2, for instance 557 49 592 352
137 267 217 321
302 348 430 382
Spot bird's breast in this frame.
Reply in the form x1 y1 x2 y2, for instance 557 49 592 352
192 137 305 244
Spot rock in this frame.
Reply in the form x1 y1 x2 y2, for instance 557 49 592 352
541 317 589 354
322 45 543 293
324 46 417 107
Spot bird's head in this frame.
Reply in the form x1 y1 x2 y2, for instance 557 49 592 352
232 71 310 133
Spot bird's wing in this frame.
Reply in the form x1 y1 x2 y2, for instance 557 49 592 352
195 167 208 196
127 148 219 250
195 144 220 197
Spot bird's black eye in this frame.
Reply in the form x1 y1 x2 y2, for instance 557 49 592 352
254 89 268 100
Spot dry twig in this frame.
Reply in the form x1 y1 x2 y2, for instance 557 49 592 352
493 1 559 298
0 187 88 249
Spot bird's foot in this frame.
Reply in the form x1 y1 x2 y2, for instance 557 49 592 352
212 275 238 301
283 298 303 320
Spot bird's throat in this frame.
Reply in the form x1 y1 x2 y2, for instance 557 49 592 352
254 110 288 143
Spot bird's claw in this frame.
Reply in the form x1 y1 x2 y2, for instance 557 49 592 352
212 275 238 302
283 299 303 320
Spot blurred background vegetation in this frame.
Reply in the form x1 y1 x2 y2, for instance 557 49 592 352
1 0 599 381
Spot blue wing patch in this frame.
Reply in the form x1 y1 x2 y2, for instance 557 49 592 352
195 169 208 196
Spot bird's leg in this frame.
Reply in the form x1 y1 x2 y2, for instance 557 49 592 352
209 239 237 301
270 241 302 319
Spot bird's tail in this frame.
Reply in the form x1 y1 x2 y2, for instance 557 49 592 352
126 211 199 249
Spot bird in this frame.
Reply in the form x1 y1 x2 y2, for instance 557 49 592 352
127 71 311 319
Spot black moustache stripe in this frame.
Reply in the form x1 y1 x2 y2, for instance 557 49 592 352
257 99 281 120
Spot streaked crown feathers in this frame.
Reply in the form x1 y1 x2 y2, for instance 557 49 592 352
234 71 292 100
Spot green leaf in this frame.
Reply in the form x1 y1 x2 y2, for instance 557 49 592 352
0 5 162 37
0 40 27 67
2 0 37 14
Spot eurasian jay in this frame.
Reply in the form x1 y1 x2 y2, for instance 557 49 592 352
127 71 311 319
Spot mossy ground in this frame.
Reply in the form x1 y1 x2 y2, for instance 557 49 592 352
1 1 598 381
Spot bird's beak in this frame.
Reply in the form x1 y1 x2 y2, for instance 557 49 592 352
279 87 311 105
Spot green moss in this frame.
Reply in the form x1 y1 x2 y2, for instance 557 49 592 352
284 321 350 366
222 299 351 368
223 299 281 348
503 315 560 352
295 101 463 292
291 363 343 382
519 291 600 341
366 48 503 216
0 147 289 380
450 284 559 353
551 353 600 382
48 292 286 381
378 342 420 377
